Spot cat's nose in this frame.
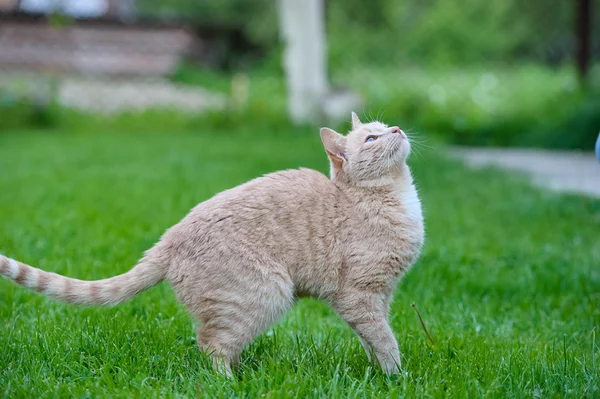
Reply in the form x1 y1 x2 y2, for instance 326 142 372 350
390 126 406 137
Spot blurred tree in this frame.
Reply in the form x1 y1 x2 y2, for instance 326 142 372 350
575 0 592 84
278 0 328 123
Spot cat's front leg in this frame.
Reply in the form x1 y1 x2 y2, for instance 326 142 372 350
358 336 375 362
333 293 401 375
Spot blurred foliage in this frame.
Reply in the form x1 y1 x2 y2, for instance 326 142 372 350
0 91 59 131
137 0 599 149
2 0 599 150
2 64 599 150
137 0 279 48
137 0 599 68
339 64 600 149
327 0 580 67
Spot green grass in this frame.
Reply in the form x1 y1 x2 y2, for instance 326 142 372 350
1 127 599 398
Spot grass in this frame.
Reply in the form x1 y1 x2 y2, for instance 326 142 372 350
0 126 599 398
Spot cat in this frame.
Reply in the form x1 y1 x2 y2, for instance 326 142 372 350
0 113 424 376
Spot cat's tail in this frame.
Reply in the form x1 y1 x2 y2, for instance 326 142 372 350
0 254 165 306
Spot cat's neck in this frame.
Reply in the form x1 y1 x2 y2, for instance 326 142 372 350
344 163 414 192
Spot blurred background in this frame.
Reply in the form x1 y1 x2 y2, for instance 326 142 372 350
0 0 598 150
1 3 599 396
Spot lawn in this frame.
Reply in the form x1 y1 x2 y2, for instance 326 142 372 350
0 127 599 398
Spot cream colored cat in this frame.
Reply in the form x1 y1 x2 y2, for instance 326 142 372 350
0 113 424 376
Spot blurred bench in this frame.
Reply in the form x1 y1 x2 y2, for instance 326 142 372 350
0 11 253 77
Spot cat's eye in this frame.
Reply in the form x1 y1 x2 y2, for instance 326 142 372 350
365 136 378 143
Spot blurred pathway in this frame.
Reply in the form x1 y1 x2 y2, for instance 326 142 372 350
0 73 226 114
452 147 600 198
58 78 226 114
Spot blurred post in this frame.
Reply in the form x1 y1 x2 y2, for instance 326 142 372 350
575 0 591 86
278 0 328 124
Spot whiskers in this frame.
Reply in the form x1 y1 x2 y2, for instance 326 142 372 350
404 128 434 147
407 141 427 162
404 129 434 163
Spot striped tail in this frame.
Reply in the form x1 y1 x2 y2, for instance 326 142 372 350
0 254 165 306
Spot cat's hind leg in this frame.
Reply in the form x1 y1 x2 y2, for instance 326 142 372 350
191 264 294 376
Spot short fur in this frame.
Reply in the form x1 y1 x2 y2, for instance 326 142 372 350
1 113 424 376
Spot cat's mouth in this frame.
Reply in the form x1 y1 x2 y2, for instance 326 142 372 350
389 126 406 139
391 132 410 158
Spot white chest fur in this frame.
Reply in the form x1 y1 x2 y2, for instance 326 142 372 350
395 184 423 226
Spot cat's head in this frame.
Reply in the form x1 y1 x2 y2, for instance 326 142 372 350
320 112 411 184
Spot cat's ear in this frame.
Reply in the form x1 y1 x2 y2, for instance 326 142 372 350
320 127 347 168
351 112 362 130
